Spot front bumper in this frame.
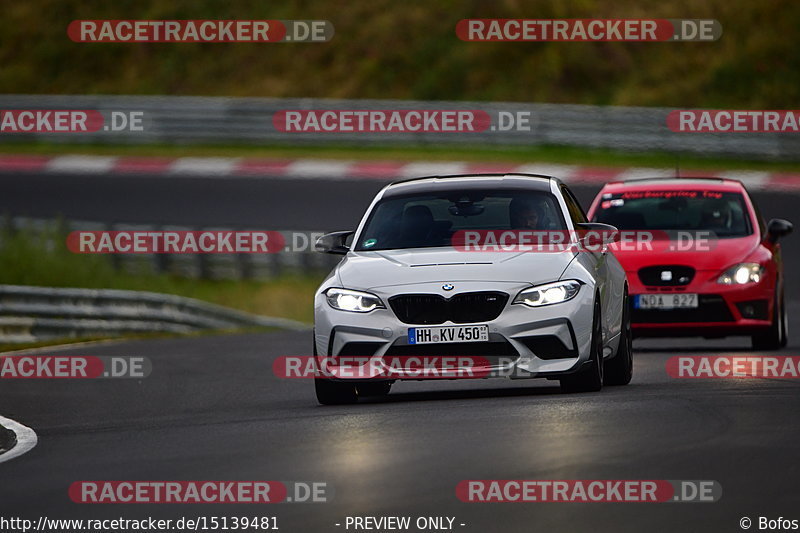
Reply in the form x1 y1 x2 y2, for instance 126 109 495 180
314 281 596 381
629 272 774 337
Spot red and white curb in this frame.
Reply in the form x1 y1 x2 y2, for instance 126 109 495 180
0 415 38 464
0 154 798 192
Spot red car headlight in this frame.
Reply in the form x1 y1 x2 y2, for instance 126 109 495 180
717 263 764 285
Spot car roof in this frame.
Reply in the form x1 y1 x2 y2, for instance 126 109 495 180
601 177 746 193
384 173 559 197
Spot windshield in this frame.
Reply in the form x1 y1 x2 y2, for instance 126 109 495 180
592 190 753 238
355 189 567 251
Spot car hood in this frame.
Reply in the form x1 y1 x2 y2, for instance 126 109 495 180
337 248 577 290
609 234 761 272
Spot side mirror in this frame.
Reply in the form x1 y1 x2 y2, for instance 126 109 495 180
576 222 620 245
767 219 793 243
315 231 354 255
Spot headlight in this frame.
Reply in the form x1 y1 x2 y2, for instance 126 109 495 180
717 263 764 285
325 288 385 312
513 280 582 307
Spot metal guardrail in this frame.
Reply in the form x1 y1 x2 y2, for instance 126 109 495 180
3 216 341 280
0 284 309 344
1 94 797 159
0 217 318 344
0 217 318 342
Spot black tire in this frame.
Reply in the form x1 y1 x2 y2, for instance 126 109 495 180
604 288 633 386
780 289 788 349
312 330 358 405
314 378 358 405
356 381 392 397
752 288 786 351
561 299 604 393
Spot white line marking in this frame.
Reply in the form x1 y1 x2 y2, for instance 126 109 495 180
613 167 674 181
513 163 580 179
0 415 38 464
47 155 117 174
169 157 240 176
11 155 800 195
398 162 468 177
721 170 770 191
286 159 355 178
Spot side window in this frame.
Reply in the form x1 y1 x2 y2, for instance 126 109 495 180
749 192 767 237
561 185 588 225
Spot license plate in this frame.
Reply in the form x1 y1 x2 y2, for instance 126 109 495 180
635 293 698 309
408 325 489 344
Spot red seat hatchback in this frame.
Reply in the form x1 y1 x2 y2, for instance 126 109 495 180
587 178 792 349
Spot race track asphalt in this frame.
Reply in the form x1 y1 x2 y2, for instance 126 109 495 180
1 170 799 532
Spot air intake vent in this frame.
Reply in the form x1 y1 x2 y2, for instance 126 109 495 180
389 291 508 325
638 265 695 286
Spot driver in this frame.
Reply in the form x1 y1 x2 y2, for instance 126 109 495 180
509 197 547 230
701 199 731 230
